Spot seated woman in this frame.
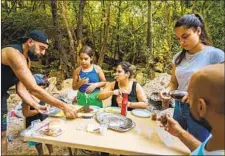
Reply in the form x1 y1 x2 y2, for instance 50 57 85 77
98 61 148 110
72 45 106 108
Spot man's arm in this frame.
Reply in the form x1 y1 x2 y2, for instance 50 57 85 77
2 47 76 118
177 128 201 151
17 82 46 113
159 115 201 151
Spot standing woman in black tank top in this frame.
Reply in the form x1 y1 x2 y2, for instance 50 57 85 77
98 62 148 110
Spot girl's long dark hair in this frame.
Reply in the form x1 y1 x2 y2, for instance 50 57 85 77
175 14 213 65
79 45 95 63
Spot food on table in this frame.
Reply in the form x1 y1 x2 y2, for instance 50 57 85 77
43 119 64 136
151 112 157 121
104 107 121 113
48 119 62 129
77 105 94 113
160 114 167 125
44 128 63 137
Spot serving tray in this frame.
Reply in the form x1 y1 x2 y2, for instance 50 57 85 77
96 112 135 132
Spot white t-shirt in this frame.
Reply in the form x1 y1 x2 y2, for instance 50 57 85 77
191 134 225 155
172 46 224 91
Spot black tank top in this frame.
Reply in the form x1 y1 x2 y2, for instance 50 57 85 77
112 81 138 111
1 43 24 97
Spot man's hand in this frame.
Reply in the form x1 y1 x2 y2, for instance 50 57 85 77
158 114 201 151
158 114 185 138
62 104 77 119
85 83 97 94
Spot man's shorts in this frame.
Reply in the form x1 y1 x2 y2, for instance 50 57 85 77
1 93 9 132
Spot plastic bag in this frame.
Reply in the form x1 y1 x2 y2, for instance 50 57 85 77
20 119 50 137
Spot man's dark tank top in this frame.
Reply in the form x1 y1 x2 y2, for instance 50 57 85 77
112 81 138 111
1 43 24 97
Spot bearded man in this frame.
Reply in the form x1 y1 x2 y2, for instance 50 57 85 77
1 30 77 155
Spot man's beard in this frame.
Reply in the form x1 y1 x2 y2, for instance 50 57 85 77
190 112 212 133
28 46 39 61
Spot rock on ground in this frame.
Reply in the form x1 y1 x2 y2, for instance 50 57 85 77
143 73 171 99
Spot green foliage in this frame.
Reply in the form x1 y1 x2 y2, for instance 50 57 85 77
2 0 224 77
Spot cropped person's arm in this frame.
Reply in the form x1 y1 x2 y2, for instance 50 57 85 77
98 82 115 100
22 102 39 117
128 83 148 109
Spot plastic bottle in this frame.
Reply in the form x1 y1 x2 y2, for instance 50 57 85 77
121 93 128 116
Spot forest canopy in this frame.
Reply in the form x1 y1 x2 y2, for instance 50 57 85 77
1 0 224 80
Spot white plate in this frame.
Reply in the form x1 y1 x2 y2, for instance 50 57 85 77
104 107 121 113
131 109 151 118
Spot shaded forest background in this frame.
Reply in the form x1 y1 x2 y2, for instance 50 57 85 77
2 0 225 83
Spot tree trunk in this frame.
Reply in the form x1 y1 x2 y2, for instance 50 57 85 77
191 0 197 12
76 0 86 64
50 0 71 79
60 1 77 68
146 0 154 79
98 1 111 66
180 0 184 15
113 0 122 66
165 3 173 73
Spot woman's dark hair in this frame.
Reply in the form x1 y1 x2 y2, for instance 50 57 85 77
118 61 136 79
174 14 213 65
79 45 94 63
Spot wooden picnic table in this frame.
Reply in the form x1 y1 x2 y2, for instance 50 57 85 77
23 110 190 155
